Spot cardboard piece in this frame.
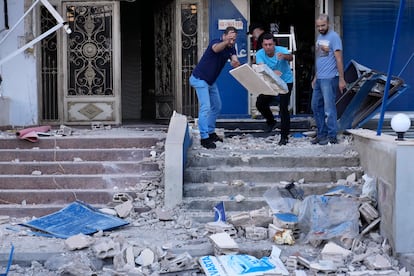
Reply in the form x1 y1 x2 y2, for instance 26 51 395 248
199 254 289 276
229 64 288 97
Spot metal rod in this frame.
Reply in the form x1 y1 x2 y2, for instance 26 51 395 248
40 0 72 34
376 0 406 136
0 0 40 45
0 23 63 66
397 52 414 77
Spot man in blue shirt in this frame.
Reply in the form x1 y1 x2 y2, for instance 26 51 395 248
255 33 293 145
190 26 241 149
311 14 346 145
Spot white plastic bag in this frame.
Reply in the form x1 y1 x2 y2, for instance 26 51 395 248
298 195 360 244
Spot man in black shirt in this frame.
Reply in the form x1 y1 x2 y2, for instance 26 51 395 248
248 23 266 61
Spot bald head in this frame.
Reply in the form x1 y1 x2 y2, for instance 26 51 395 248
317 14 329 22
316 14 330 35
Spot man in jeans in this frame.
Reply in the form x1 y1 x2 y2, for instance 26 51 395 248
255 33 293 145
189 26 240 149
311 14 346 145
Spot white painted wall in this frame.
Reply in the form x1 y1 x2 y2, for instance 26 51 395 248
0 1 38 127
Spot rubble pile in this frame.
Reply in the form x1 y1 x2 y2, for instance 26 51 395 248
0 129 411 275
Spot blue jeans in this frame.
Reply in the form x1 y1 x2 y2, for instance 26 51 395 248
189 75 222 139
311 77 339 139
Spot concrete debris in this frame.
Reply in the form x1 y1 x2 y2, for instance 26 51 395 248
98 207 118 216
234 194 245 202
91 122 104 130
209 232 239 255
359 202 379 223
155 208 174 221
244 226 268 240
114 200 134 218
31 170 42 175
205 221 237 237
55 125 73 136
0 128 412 275
113 192 134 203
364 254 392 270
93 239 121 259
134 247 155 267
65 233 94 250
309 259 337 272
320 241 352 266
227 211 251 226
0 215 10 224
297 255 311 269
230 179 245 186
160 252 198 272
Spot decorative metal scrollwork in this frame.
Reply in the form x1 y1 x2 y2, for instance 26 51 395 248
66 5 113 96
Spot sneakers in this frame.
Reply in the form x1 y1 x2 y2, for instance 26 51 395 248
200 137 216 149
311 136 328 145
209 132 223 143
328 137 338 144
311 137 322 144
311 136 338 145
201 133 223 149
278 137 288 146
264 121 277 133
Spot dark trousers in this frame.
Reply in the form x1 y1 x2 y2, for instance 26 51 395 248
255 83 293 138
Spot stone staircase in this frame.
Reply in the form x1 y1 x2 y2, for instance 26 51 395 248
0 128 166 218
182 136 364 221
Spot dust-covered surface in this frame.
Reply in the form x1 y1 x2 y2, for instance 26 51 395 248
0 124 412 275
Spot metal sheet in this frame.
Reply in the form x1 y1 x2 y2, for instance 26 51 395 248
20 201 129 239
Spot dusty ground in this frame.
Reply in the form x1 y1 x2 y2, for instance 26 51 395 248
0 124 411 275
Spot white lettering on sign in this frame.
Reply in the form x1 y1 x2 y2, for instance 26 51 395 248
199 256 222 276
234 43 247 58
218 19 243 30
227 43 247 63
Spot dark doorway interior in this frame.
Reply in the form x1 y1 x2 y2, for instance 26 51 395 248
250 0 315 114
120 1 156 122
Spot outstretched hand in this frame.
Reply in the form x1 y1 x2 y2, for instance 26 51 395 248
231 59 240 68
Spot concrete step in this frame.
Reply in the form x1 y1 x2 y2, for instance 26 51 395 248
186 154 360 168
0 161 160 174
0 173 161 189
0 203 152 219
0 189 129 205
184 166 363 183
0 148 156 162
0 136 162 149
183 135 363 215
0 130 165 217
183 181 351 198
183 181 361 213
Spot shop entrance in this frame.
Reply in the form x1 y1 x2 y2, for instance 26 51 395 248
250 0 315 114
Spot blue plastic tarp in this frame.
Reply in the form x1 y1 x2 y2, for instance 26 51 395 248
20 201 129 239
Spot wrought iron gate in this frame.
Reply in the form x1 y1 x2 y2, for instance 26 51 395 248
181 2 198 118
62 1 120 124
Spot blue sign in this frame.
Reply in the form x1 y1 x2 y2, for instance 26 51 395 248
209 0 249 117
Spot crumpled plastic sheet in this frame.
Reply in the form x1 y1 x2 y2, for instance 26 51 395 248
297 195 360 244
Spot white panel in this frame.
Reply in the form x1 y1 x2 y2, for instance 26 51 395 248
230 0 248 19
230 64 287 97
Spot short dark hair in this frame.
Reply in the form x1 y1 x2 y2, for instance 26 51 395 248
262 33 274 41
248 23 265 34
224 26 238 34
